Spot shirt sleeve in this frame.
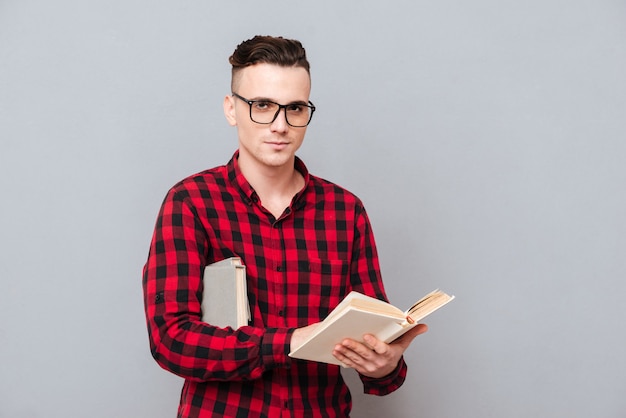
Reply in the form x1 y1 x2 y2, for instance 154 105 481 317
360 357 407 396
349 204 409 394
142 187 293 382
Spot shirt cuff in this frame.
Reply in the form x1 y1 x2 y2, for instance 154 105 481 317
260 327 295 369
360 356 407 396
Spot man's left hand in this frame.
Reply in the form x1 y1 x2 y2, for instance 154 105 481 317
331 324 429 378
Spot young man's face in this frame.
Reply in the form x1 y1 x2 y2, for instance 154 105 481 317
224 63 311 172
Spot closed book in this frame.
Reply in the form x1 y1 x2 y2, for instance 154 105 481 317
201 257 250 329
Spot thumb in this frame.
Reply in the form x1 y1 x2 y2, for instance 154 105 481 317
395 323 429 348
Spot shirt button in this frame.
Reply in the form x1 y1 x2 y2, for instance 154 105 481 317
277 265 282 272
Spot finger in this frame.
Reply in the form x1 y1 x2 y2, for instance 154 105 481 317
363 334 389 355
339 339 378 361
409 323 429 338
394 324 429 347
333 343 366 368
331 347 353 368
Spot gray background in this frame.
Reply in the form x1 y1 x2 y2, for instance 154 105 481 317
1 1 625 417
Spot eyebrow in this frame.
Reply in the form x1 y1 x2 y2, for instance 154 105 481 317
249 96 309 106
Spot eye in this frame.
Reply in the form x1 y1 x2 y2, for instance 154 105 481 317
252 101 276 112
286 104 304 113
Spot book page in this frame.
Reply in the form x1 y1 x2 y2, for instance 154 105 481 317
405 290 455 322
325 291 404 324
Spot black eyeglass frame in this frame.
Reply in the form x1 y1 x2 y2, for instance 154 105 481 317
232 92 316 127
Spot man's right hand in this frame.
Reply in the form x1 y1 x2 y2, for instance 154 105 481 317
290 322 321 351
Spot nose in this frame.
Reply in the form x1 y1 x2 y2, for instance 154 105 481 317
270 108 289 133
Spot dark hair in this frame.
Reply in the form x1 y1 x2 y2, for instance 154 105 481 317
229 36 310 90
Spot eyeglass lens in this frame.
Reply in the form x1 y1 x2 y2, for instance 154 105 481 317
249 101 313 127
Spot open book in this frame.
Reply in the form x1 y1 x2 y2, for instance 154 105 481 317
289 289 454 365
201 257 250 329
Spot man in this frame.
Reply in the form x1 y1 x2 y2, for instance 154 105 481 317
142 35 427 417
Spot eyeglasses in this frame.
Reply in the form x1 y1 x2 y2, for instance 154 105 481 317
232 93 316 127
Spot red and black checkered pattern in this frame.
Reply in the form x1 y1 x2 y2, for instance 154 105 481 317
142 151 407 417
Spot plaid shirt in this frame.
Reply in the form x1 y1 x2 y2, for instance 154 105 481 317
143 151 407 417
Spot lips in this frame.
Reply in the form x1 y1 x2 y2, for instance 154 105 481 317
266 141 289 149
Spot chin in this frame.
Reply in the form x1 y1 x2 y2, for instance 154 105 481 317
262 154 294 168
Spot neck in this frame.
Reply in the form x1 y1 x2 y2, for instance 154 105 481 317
238 154 304 218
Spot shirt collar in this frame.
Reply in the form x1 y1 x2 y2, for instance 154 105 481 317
227 150 311 207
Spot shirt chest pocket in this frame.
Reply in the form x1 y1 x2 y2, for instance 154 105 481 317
296 258 349 324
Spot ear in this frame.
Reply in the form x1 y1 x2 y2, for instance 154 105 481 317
223 95 237 126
